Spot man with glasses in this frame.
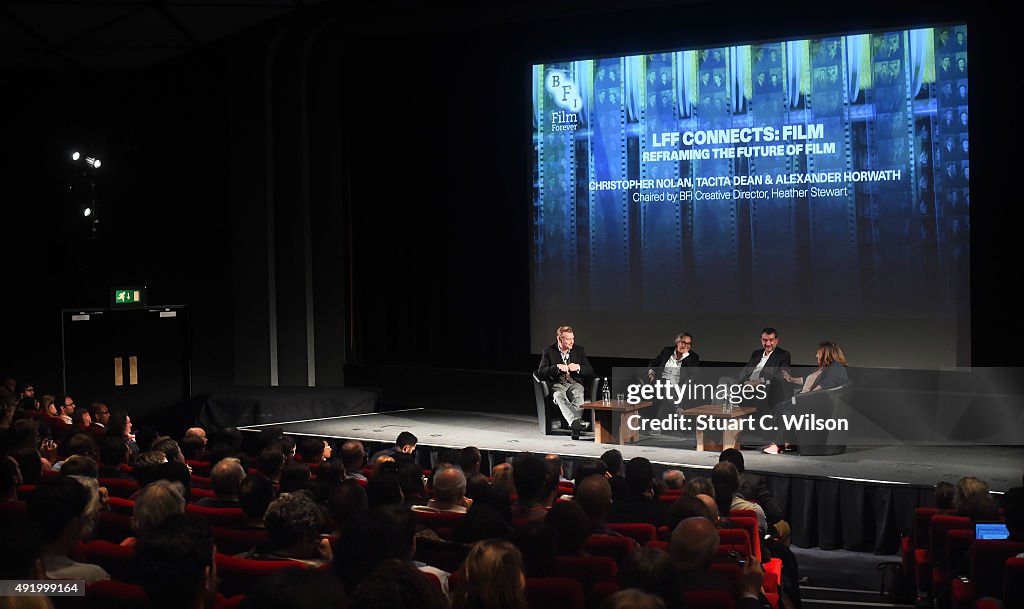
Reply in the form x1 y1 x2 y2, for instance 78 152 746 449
647 333 702 428
88 402 111 439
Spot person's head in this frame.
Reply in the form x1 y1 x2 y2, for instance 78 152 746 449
210 457 245 500
263 491 324 556
512 520 557 577
574 459 608 488
618 546 679 606
106 411 132 439
133 450 170 486
279 461 312 494
816 340 848 368
329 479 368 530
99 436 129 469
60 455 99 478
624 457 656 497
26 475 97 546
957 57 965 70
340 440 367 474
0 513 45 581
575 474 613 524
600 589 667 609
556 325 575 351
239 473 276 521
184 427 207 445
718 448 745 473
460 446 482 475
961 492 999 522
696 494 720 522
666 495 714 531
394 431 418 454
600 449 624 476
492 462 515 495
136 514 216 609
132 480 187 537
662 468 686 490
366 474 403 509
0 456 22 501
670 516 720 570
88 402 110 427
1005 487 1024 542
61 395 76 416
511 452 547 504
941 55 950 69
297 437 326 463
760 328 779 353
244 567 348 609
11 446 42 484
333 505 417 593
544 499 589 555
64 433 98 460
71 406 91 430
710 462 740 515
933 481 955 509
151 436 185 464
349 559 447 609
674 333 693 357
454 539 528 609
258 446 286 481
953 477 989 512
433 465 467 505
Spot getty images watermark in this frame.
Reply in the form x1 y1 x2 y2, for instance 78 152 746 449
623 379 850 434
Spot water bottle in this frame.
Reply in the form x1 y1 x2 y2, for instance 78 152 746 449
602 377 611 405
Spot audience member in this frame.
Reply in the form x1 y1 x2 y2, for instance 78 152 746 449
26 476 109 582
600 589 666 609
0 514 54 609
933 481 955 509
243 567 348 609
711 462 767 535
460 446 482 476
369 431 418 464
953 477 989 515
98 436 132 479
451 539 529 609
245 491 331 566
347 559 447 609
258 446 287 483
491 462 515 496
544 499 589 555
600 449 629 499
366 474 404 509
662 468 686 490
415 465 470 513
127 480 187 544
670 516 762 608
512 520 557 577
279 461 312 494
511 452 551 520
197 457 245 507
608 457 667 526
666 495 714 532
239 473 276 528
59 455 98 478
340 440 368 481
136 514 217 609
618 546 680 607
329 479 368 533
297 437 329 464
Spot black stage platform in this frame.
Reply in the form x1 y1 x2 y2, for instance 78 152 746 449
239 408 1023 553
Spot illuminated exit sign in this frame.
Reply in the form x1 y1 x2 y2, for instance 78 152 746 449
111 286 147 307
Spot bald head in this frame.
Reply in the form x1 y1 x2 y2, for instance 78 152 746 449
432 466 467 504
670 516 719 570
575 474 612 522
696 494 719 522
662 469 686 490
210 457 246 499
185 427 207 445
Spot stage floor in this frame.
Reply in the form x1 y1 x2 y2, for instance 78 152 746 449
239 408 1023 491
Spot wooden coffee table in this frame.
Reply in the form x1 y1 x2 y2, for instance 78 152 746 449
581 400 654 444
679 405 757 451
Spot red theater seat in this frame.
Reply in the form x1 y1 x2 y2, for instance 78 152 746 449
210 526 270 555
99 477 139 499
186 504 247 527
524 578 584 609
1004 557 1024 608
85 580 147 609
107 496 134 515
605 522 657 545
551 555 618 592
83 540 140 583
215 553 312 596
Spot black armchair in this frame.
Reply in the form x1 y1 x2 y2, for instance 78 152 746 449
531 372 599 435
791 380 854 455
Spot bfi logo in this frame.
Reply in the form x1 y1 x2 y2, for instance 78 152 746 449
545 70 581 132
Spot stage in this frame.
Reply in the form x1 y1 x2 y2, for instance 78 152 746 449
238 407 1023 552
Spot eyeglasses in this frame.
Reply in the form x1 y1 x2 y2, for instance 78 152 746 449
678 341 692 346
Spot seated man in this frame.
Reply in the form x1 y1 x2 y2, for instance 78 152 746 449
670 516 763 609
536 325 594 440
136 514 218 609
648 332 701 421
197 457 245 508
369 431 417 465
413 465 470 513
26 476 110 583
719 327 791 414
242 491 332 566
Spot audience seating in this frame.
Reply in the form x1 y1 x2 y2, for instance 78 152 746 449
83 540 140 583
949 540 1024 608
605 522 657 545
190 487 216 501
96 511 133 543
191 475 213 489
413 509 466 532
551 555 618 593
1004 557 1024 608
210 526 269 555
524 577 585 609
185 504 247 527
107 496 134 515
98 477 139 499
413 537 470 574
915 514 971 594
215 553 312 596
186 460 211 477
584 534 637 563
0 500 27 515
84 579 147 609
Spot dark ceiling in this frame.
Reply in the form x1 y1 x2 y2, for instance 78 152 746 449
0 0 328 72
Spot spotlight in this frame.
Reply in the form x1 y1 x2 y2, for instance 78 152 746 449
83 207 93 217
72 151 81 161
86 157 102 169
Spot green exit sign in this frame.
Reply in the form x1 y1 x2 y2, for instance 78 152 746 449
111 287 147 307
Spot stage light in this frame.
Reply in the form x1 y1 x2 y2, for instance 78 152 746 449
83 207 92 217
86 157 101 169
72 151 81 161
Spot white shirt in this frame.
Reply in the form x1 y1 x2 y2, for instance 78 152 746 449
662 352 689 384
43 555 110 583
749 350 772 381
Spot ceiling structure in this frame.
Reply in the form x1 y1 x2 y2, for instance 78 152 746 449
0 0 328 72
